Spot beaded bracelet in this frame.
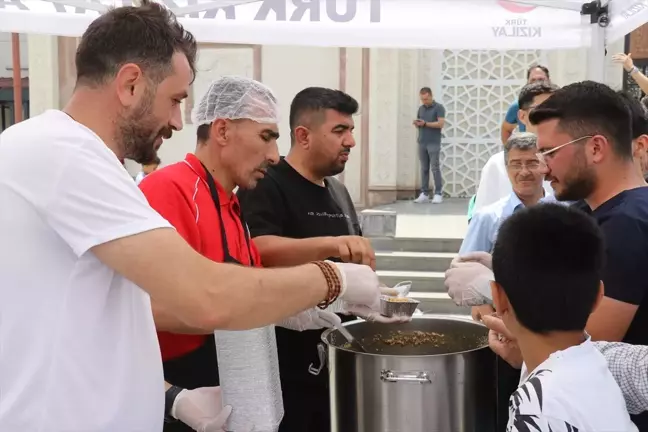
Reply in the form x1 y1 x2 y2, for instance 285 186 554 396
312 261 341 309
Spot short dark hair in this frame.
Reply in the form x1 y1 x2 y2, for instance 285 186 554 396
420 87 432 95
75 0 197 87
527 64 550 80
529 81 634 160
617 91 648 139
492 203 604 334
289 87 359 143
518 81 558 110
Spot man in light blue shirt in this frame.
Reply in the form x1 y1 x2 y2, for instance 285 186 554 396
460 132 554 255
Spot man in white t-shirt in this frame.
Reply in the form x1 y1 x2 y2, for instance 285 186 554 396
0 2 383 431
489 203 637 431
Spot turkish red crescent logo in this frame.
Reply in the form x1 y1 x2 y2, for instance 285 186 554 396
498 1 536 13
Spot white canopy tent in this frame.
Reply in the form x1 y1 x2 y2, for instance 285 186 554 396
0 0 645 79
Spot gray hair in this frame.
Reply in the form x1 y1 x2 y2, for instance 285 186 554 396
504 132 537 163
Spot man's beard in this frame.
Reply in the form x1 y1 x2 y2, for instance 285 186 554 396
321 150 351 178
554 151 597 202
116 88 171 165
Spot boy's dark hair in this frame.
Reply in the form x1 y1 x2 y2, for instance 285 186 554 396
529 81 634 161
617 91 648 139
75 0 197 87
492 203 605 334
289 87 358 144
420 87 432 95
527 64 550 80
518 81 558 111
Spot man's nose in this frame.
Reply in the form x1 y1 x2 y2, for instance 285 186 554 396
345 132 356 148
267 141 280 165
170 104 183 132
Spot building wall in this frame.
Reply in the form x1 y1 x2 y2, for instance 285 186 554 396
23 34 627 204
0 33 28 79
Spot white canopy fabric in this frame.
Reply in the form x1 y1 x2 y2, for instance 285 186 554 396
0 0 643 78
0 0 594 49
608 0 648 43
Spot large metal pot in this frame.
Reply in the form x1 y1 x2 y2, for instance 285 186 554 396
321 315 497 432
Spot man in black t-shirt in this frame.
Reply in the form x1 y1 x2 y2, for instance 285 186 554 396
530 82 648 430
238 87 402 432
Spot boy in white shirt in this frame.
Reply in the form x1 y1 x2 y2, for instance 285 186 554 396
490 203 637 432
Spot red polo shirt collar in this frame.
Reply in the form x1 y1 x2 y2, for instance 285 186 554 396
183 153 241 214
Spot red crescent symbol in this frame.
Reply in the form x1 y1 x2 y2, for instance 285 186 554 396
498 1 536 13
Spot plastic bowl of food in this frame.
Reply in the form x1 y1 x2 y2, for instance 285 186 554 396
380 295 420 318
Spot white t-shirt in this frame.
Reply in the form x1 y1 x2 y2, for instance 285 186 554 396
0 110 172 431
473 151 554 214
508 338 637 432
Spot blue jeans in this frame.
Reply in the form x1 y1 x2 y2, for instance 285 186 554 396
418 142 443 195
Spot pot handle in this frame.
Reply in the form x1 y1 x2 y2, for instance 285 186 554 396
380 370 432 384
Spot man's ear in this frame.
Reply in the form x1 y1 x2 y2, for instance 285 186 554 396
210 119 230 146
490 281 510 315
293 126 310 149
633 135 648 158
517 109 526 127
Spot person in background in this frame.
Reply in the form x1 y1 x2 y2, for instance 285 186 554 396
141 77 358 431
413 87 446 204
460 132 555 323
0 2 384 430
238 87 405 432
500 64 550 145
460 133 552 256
473 81 557 215
618 91 648 179
613 53 648 96
490 203 636 432
135 155 161 185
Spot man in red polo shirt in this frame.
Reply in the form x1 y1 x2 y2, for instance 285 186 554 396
140 77 376 431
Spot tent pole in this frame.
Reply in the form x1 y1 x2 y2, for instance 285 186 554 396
11 33 23 123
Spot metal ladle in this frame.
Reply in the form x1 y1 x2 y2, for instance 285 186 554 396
334 322 369 353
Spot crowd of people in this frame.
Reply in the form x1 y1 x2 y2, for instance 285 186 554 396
446 62 648 430
3 1 648 431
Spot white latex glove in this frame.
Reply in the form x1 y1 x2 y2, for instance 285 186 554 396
444 261 494 307
172 387 245 432
327 294 412 324
330 261 381 306
278 308 342 331
343 302 412 324
451 251 493 269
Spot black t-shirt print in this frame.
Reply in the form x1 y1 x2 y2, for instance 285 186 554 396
236 157 361 388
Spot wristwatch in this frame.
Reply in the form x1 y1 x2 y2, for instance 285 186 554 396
164 385 184 423
629 66 639 75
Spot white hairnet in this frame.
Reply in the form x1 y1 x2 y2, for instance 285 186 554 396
191 76 279 125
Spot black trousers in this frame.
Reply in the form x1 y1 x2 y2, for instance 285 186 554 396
163 337 219 432
278 379 330 432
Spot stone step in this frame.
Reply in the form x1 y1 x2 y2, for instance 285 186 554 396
375 251 455 272
378 270 446 293
410 292 470 316
371 237 463 254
